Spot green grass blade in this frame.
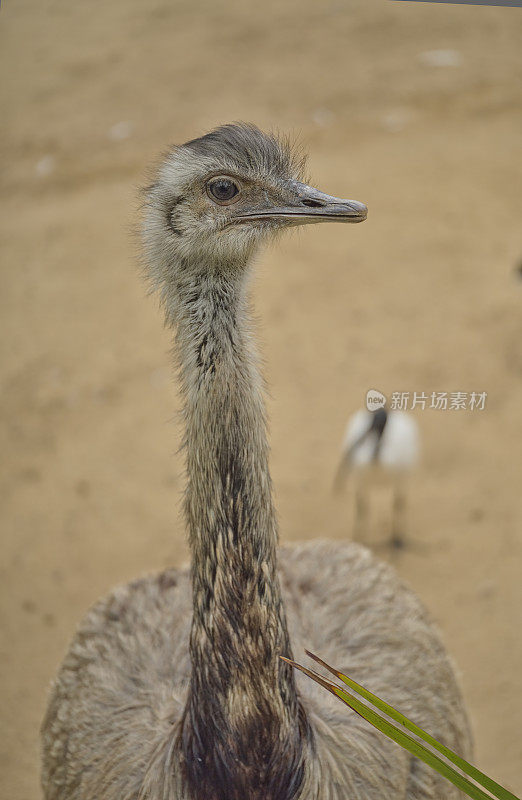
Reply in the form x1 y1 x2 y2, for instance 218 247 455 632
281 656 519 800
305 650 518 800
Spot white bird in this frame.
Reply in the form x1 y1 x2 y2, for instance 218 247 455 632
334 407 420 548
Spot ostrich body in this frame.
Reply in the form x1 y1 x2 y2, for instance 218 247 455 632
41 125 471 800
334 408 419 546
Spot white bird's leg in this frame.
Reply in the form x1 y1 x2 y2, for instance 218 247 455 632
354 483 368 542
390 481 407 550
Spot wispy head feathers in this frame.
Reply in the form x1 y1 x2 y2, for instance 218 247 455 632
181 123 307 182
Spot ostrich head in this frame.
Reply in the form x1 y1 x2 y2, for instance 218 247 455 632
143 123 367 300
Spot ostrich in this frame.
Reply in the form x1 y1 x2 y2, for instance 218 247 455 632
334 407 420 548
41 124 471 800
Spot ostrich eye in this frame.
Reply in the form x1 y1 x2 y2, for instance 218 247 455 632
207 177 240 204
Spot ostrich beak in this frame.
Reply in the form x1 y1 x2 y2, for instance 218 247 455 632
236 181 368 226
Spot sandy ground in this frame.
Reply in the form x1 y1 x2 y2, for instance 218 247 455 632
1 1 521 797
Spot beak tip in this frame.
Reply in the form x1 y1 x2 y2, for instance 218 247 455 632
351 201 368 220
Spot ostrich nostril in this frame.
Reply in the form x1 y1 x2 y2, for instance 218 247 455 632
301 198 325 208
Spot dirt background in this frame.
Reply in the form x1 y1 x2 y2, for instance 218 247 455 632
1 0 521 797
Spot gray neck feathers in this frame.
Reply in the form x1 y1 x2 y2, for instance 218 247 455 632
168 259 309 800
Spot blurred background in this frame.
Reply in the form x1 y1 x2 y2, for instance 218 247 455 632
1 0 521 797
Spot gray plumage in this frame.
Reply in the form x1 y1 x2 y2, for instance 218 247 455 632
41 124 471 800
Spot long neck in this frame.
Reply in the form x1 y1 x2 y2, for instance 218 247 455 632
170 261 309 800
